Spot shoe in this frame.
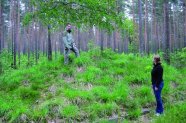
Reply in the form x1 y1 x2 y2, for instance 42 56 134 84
155 113 160 116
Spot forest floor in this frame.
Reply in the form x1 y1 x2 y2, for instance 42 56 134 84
0 49 186 123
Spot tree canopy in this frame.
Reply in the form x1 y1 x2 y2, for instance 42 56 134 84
24 0 125 31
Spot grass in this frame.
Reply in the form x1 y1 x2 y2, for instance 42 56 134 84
0 48 186 122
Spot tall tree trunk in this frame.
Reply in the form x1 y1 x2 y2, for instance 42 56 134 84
138 0 144 55
48 25 52 61
54 33 57 59
144 0 149 54
123 30 129 53
11 0 18 68
169 10 173 52
157 22 160 51
0 0 3 53
172 5 176 52
107 32 111 48
35 23 38 64
113 31 116 51
162 3 166 52
152 0 157 53
100 30 104 51
132 0 135 23
17 0 20 66
10 0 14 67
77 28 81 51
89 27 93 41
164 0 170 64
183 1 186 47
27 26 31 65
60 30 64 55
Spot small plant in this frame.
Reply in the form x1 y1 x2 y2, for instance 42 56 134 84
91 86 111 102
17 87 40 101
60 105 80 119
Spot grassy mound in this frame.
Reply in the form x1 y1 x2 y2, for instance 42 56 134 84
0 48 185 122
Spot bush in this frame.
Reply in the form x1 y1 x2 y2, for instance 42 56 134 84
17 87 40 101
171 48 186 69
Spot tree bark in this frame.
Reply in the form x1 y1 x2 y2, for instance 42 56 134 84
132 0 135 23
144 0 149 54
123 31 129 53
77 28 81 51
183 1 186 47
107 32 111 48
164 0 170 64
152 0 157 53
11 0 18 68
0 0 3 53
100 30 104 51
138 0 144 55
48 25 52 61
35 23 38 64
113 31 116 51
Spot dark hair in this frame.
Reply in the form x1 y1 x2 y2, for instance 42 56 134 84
66 23 71 26
154 55 161 64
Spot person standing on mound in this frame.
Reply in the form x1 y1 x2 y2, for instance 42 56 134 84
63 23 79 64
151 55 164 116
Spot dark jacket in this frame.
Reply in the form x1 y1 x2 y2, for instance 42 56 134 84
151 63 163 87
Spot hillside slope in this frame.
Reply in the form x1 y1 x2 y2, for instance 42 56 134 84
0 49 186 123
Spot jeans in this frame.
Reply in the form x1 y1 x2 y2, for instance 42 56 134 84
153 82 164 114
64 43 79 64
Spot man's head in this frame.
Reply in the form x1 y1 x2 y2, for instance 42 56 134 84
66 23 72 33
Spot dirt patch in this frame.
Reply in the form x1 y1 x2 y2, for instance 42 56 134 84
48 85 57 95
142 108 151 115
64 76 75 83
22 80 30 86
78 83 93 91
140 115 152 123
77 67 84 73
171 81 179 88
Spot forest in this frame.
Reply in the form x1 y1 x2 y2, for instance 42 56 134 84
0 0 186 123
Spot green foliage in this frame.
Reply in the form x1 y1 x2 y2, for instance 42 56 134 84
111 81 129 104
171 48 186 69
77 66 102 83
16 87 40 101
24 0 125 31
127 107 141 120
133 85 154 106
60 105 80 119
125 98 141 120
155 102 186 123
97 75 114 85
87 102 119 118
92 86 111 102
0 50 12 71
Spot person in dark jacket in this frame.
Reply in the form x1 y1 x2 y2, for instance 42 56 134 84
151 55 164 116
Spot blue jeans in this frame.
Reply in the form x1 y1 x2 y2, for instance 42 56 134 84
153 82 164 114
